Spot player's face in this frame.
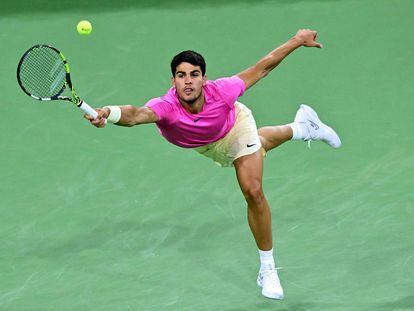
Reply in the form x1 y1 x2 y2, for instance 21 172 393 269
172 62 206 105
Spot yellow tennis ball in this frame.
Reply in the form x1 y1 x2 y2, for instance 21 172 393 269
77 20 92 35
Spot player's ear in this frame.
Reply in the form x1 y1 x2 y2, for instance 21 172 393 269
202 75 207 86
171 76 175 86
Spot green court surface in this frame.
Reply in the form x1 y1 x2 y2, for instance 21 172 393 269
0 0 413 310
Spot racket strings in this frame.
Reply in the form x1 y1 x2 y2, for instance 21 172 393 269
19 46 67 99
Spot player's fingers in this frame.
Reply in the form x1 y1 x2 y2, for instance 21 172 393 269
97 110 107 119
310 31 322 48
84 113 92 120
85 115 104 129
98 118 107 128
89 116 102 126
313 41 323 48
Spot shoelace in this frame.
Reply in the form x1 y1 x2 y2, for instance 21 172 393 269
302 123 314 149
261 265 282 278
304 133 313 149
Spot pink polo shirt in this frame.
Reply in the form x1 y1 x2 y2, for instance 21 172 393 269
145 75 246 148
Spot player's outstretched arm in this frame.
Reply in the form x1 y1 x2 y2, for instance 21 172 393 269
85 105 158 128
237 29 323 90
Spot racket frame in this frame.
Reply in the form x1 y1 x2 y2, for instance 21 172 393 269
17 44 99 119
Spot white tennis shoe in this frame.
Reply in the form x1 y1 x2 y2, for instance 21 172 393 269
294 104 342 149
257 264 284 300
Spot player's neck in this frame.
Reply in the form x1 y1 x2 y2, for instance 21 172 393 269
180 93 205 114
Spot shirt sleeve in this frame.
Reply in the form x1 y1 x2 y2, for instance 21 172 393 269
144 97 175 125
213 75 246 107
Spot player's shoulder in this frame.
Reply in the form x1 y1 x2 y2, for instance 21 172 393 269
204 76 245 105
204 77 226 92
161 87 180 107
206 75 243 89
147 87 177 106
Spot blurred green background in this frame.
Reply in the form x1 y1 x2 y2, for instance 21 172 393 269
0 0 413 310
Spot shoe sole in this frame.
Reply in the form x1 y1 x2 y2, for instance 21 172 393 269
300 104 342 149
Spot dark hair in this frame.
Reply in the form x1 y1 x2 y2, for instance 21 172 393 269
171 50 206 77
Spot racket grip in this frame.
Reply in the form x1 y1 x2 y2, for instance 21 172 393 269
78 100 98 118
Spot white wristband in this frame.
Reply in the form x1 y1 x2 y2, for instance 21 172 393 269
104 106 122 124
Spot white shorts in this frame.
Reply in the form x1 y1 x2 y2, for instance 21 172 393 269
194 102 263 167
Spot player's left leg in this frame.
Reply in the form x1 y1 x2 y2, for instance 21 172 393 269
234 150 284 300
258 125 293 152
258 104 342 152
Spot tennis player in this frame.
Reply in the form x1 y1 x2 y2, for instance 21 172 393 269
86 29 341 300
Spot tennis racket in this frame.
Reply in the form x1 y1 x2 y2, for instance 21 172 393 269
17 44 100 119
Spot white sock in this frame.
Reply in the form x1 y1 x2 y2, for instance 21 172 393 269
288 122 307 140
259 248 275 268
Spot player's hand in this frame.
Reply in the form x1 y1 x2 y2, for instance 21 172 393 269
84 107 109 128
294 29 323 48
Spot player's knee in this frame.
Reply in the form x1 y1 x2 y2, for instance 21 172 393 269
244 183 264 207
259 135 270 152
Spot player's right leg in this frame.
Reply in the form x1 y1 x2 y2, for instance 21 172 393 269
234 150 284 300
258 104 342 152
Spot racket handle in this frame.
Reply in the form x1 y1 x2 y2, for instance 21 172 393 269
78 100 98 118
78 100 108 124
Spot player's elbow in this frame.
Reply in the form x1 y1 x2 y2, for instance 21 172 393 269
133 106 157 125
257 56 276 79
260 69 270 79
253 64 270 83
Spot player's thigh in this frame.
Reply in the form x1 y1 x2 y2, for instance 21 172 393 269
233 150 264 195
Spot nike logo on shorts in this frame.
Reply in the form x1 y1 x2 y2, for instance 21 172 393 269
247 143 256 148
